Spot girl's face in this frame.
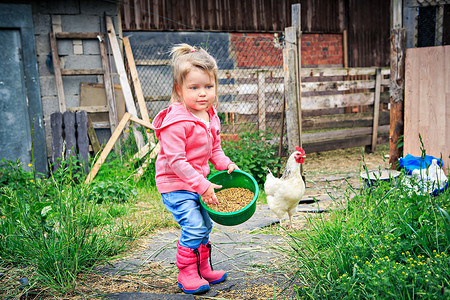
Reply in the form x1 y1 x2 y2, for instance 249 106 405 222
176 67 216 116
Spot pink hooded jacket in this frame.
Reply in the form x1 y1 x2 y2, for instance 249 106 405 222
152 103 233 195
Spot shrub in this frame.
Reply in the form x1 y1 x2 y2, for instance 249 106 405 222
219 129 282 185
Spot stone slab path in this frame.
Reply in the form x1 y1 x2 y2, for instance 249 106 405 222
99 196 334 299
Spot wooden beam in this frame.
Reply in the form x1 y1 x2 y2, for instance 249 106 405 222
66 105 109 113
60 69 104 76
49 32 66 112
85 112 131 183
123 36 156 145
284 26 300 153
105 16 145 150
55 32 101 39
98 32 118 138
87 115 101 155
134 143 161 181
302 125 390 143
257 71 266 132
371 68 382 152
130 116 152 129
389 28 406 170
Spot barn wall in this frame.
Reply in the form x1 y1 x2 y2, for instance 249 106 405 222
29 0 120 157
121 0 390 67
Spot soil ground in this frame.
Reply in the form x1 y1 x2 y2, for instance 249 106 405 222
5 144 391 299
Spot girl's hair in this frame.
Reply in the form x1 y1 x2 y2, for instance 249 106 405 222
170 43 219 107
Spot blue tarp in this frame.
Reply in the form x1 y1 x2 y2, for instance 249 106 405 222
399 154 444 175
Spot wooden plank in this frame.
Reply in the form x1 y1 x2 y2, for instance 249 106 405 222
75 111 89 173
257 71 266 131
301 79 386 92
135 59 171 66
134 143 161 181
60 69 104 75
371 68 382 152
49 32 66 112
99 33 119 137
55 32 100 39
123 36 155 145
87 115 101 155
50 112 63 171
300 67 387 78
302 92 376 110
303 111 390 131
67 105 109 113
106 16 145 150
130 116 153 129
63 111 76 159
85 112 131 183
302 125 390 143
404 45 450 173
303 132 390 154
404 47 420 162
343 30 348 67
284 26 300 153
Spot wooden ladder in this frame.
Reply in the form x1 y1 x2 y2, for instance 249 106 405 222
49 31 118 136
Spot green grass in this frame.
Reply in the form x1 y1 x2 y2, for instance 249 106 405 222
0 134 175 298
284 165 450 299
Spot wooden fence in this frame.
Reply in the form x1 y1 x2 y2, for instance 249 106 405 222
137 60 390 155
214 66 390 154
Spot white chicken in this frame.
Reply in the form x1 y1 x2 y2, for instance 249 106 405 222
264 147 306 228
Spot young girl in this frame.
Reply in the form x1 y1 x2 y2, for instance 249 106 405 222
152 43 239 294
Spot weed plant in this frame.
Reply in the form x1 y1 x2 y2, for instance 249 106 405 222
219 128 282 185
287 158 450 299
0 128 172 297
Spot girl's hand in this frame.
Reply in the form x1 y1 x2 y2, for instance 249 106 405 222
201 183 222 206
227 163 240 174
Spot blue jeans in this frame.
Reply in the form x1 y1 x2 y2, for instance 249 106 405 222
161 191 212 249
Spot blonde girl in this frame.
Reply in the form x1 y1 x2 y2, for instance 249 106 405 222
152 43 239 294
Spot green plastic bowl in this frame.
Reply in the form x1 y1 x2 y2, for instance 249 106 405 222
200 170 259 226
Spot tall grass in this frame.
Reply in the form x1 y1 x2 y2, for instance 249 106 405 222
288 164 450 299
0 129 173 297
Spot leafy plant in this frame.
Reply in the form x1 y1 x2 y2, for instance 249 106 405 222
285 148 450 299
90 179 137 203
219 129 281 185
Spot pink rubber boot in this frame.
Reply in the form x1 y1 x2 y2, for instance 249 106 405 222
199 243 227 284
176 243 210 294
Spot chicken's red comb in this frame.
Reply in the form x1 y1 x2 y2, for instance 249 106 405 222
296 146 305 154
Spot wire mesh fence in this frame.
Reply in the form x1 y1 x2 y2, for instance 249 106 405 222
128 33 286 144
415 1 449 47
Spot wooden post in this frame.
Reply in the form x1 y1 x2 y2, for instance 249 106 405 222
283 26 300 153
49 32 66 112
105 16 145 150
292 4 302 149
389 28 406 169
123 36 155 145
75 111 89 173
370 68 382 152
51 112 63 171
99 33 118 136
63 111 76 159
343 30 348 68
257 71 266 132
87 115 101 155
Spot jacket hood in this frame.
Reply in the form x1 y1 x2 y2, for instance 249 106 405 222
152 103 218 136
